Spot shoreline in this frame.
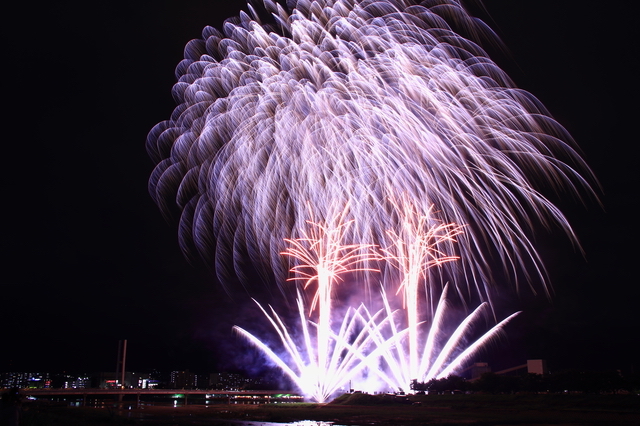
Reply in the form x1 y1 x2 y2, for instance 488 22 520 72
17 393 640 425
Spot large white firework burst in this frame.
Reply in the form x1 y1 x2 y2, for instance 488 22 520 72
147 0 594 300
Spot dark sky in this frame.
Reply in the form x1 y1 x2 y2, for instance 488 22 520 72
3 0 637 377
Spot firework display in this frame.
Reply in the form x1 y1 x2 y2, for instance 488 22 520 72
148 0 593 401
235 218 520 401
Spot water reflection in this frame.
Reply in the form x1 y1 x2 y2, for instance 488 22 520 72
223 422 346 426
30 398 352 425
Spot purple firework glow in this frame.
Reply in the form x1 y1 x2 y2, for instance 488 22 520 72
147 0 595 401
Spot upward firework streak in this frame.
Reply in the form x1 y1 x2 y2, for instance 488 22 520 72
375 283 521 391
280 206 381 379
235 220 521 400
148 0 595 402
234 292 394 402
380 199 464 388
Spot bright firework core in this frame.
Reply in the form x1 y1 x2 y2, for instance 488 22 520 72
148 0 594 402
235 210 520 402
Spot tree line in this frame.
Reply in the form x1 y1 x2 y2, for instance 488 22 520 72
411 370 640 394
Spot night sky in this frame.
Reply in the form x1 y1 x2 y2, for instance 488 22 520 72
4 1 637 378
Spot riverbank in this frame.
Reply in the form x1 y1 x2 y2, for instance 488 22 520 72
18 393 640 425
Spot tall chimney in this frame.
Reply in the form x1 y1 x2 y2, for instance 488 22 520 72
116 340 128 388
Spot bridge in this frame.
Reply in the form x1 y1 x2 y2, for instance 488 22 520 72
20 388 304 405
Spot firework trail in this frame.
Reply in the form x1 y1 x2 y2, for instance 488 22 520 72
375 283 520 390
235 278 519 398
280 204 382 377
380 198 464 386
147 0 595 401
234 204 514 399
234 293 397 402
147 0 594 301
234 203 457 399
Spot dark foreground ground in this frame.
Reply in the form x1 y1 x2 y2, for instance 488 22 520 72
15 393 640 426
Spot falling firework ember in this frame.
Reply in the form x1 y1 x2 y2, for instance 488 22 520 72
148 0 595 402
147 0 593 297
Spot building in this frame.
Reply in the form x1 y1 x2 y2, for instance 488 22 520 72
209 372 255 390
471 362 491 380
527 359 548 375
0 372 51 389
170 370 196 389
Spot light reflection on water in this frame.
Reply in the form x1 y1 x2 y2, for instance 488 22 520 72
42 399 352 425
228 422 346 426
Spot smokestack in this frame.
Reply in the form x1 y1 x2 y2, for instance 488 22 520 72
116 340 127 388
